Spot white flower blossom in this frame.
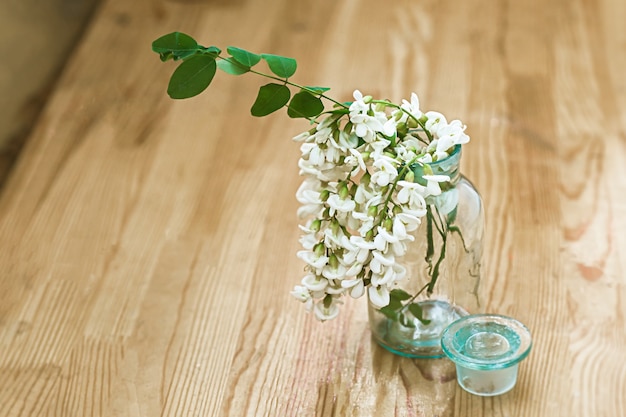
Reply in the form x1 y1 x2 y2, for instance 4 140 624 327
371 156 398 187
341 278 365 298
301 274 328 292
314 299 340 321
368 285 390 308
297 250 329 272
327 194 356 214
290 285 314 311
292 90 470 320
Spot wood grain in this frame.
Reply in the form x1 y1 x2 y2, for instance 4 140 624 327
1 0 625 416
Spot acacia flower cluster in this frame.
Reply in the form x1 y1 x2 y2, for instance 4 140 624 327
290 90 470 321
149 34 471 322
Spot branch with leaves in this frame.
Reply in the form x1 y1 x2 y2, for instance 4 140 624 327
152 32 342 119
151 32 473 324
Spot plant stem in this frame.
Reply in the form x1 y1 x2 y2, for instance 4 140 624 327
399 282 431 313
218 56 349 109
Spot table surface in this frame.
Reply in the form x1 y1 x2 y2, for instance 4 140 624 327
1 0 625 416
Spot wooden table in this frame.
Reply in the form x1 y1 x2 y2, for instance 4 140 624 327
1 0 625 415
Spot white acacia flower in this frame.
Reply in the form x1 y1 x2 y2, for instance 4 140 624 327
338 130 359 150
298 232 318 251
374 226 400 249
397 180 427 207
327 194 356 214
369 138 392 161
349 90 369 113
370 250 395 275
371 156 398 187
354 183 375 205
417 153 433 164
314 300 340 321
293 131 313 142
350 235 377 250
422 174 450 197
382 118 397 137
290 285 314 311
309 146 326 166
388 239 409 258
351 210 375 236
400 92 422 120
297 250 329 272
425 111 448 135
341 279 365 298
392 216 414 240
343 262 364 277
395 212 421 232
296 180 323 218
322 262 348 280
301 274 328 292
368 285 390 308
292 92 471 322
345 149 367 176
350 91 390 142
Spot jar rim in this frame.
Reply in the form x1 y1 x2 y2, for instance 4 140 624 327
426 144 462 168
441 314 532 370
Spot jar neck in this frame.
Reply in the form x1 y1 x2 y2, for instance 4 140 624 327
411 145 462 187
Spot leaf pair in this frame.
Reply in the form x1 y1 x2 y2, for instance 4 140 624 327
152 32 221 99
251 85 324 118
379 289 431 325
151 32 330 119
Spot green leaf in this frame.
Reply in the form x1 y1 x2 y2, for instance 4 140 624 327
261 53 297 78
202 46 222 58
167 55 217 99
408 303 431 325
217 58 250 75
389 289 412 301
152 32 198 61
287 91 324 118
378 298 403 320
227 46 262 67
305 86 331 95
250 83 291 117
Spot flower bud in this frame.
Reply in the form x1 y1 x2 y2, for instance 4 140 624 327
349 183 357 198
329 254 339 269
396 122 408 137
314 243 326 257
323 294 333 308
361 171 371 186
310 219 322 232
383 218 393 231
338 182 350 199
320 189 330 201
405 170 415 183
368 205 378 217
363 95 373 104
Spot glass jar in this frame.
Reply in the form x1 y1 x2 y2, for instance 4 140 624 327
368 145 484 358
